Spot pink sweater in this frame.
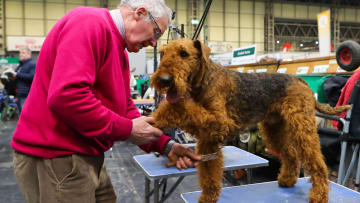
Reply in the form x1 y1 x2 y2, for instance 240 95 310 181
11 7 170 158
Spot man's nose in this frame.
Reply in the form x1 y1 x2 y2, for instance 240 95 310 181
150 39 157 47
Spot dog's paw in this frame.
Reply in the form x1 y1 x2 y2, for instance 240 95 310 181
277 175 297 187
198 194 218 203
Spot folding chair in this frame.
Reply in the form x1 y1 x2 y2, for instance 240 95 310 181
317 80 360 191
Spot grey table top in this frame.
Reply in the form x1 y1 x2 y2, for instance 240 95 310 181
133 146 269 179
181 177 360 203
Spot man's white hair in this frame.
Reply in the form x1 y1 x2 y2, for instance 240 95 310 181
119 0 172 24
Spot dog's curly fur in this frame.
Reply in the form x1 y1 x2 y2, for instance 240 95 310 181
151 38 350 203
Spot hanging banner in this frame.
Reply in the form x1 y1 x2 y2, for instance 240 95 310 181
7 36 45 51
317 10 331 56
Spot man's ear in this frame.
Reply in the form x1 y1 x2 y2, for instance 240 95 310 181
134 7 147 21
193 40 211 62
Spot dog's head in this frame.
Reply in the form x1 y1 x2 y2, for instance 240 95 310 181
150 38 211 104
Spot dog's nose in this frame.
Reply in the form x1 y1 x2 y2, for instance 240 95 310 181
159 76 173 86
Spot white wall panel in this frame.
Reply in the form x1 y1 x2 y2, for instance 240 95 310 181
255 2 265 15
67 0 84 3
210 0 224 12
240 14 253 28
225 28 238 42
295 5 307 19
308 5 321 19
344 8 356 22
282 4 295 18
25 20 44 36
240 42 253 47
338 8 345 21
209 12 223 27
273 3 282 18
226 0 238 13
165 0 176 10
255 29 264 43
6 19 23 36
254 15 264 29
88 0 102 5
256 43 264 52
6 1 23 18
25 2 44 19
177 0 186 10
240 28 253 42
46 3 65 20
176 10 187 26
225 13 239 28
47 0 65 2
240 1 253 14
66 4 82 13
209 27 223 41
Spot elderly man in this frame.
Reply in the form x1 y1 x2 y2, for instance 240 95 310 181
11 1 201 203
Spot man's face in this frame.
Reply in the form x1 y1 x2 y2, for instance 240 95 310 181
19 49 31 61
125 8 168 53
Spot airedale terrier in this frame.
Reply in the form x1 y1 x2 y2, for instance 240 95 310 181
151 38 350 203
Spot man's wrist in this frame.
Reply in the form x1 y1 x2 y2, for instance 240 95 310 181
163 140 175 156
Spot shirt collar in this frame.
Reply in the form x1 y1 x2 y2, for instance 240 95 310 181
109 9 125 39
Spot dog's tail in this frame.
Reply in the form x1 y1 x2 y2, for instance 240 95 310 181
315 101 351 115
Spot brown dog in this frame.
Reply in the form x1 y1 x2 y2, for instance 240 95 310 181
151 38 349 203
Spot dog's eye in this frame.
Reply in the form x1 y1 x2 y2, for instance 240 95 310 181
180 50 189 58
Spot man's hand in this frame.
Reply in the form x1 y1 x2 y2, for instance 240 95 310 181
167 143 202 170
128 116 163 145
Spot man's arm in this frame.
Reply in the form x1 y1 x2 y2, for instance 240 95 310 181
16 62 36 82
47 12 133 142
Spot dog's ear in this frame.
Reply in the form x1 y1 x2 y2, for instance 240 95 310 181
194 40 211 61
192 40 211 88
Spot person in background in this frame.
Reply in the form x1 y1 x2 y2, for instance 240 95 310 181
11 1 201 203
9 47 36 114
130 67 137 91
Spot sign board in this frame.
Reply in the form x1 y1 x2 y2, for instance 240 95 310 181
256 68 267 73
313 64 329 73
7 36 45 51
231 45 257 65
0 57 20 70
208 42 233 54
277 68 287 73
237 67 244 72
296 66 309 75
317 10 331 56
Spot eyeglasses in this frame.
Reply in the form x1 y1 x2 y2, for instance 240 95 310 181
148 12 162 40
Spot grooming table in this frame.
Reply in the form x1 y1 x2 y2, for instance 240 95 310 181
181 177 360 203
133 146 268 203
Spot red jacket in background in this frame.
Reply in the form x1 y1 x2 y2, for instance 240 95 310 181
333 70 360 129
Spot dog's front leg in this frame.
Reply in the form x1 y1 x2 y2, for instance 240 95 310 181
152 101 186 130
196 139 224 203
